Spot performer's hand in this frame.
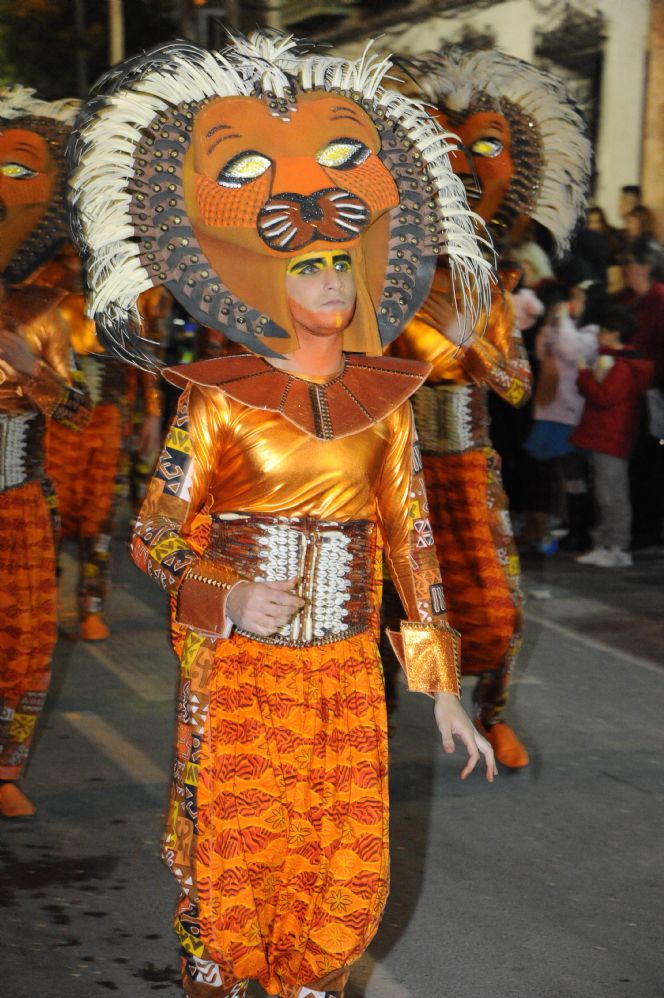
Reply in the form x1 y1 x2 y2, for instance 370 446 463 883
0 328 40 380
420 290 473 348
136 413 162 460
227 578 305 636
433 692 497 782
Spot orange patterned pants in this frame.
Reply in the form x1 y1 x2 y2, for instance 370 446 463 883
423 449 523 725
47 403 124 615
167 626 389 998
0 481 57 779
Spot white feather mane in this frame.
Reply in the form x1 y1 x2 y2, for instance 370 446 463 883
0 85 80 124
70 31 493 344
413 48 591 252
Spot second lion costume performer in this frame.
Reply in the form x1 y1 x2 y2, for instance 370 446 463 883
0 87 91 817
393 49 591 767
69 32 496 998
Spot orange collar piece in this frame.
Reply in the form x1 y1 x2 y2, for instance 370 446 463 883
164 353 431 440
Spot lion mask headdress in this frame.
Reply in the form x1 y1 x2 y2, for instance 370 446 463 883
407 48 592 252
68 31 494 370
0 86 80 284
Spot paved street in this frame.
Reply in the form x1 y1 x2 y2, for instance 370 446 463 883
2 532 663 998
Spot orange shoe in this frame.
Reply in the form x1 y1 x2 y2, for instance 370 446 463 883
0 782 36 818
476 720 530 769
79 613 110 641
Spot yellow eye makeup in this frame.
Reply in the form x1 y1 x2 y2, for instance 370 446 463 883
287 251 353 275
0 162 37 179
316 139 370 170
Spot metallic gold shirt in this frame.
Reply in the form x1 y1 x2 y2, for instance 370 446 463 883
0 285 89 426
393 288 532 405
133 364 461 695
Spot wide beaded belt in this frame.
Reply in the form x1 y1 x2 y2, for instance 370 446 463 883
411 382 490 455
208 513 376 647
0 412 44 493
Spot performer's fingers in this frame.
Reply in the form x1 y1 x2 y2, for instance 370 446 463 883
261 604 298 623
476 734 498 782
266 585 304 610
267 592 305 610
459 744 480 781
248 620 280 637
454 726 481 780
439 722 455 755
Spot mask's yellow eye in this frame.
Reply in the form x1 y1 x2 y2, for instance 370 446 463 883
470 137 503 159
334 258 351 272
217 151 271 188
316 139 370 170
0 162 37 179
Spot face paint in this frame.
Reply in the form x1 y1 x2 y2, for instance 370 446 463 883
286 250 356 337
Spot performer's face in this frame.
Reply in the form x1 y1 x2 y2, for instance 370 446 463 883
438 110 514 225
0 128 56 273
286 250 357 336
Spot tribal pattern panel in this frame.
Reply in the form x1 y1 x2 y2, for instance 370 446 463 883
406 431 447 624
78 353 128 408
0 481 57 779
50 352 94 431
46 402 126 615
463 325 532 408
422 448 523 709
167 627 389 998
132 388 200 593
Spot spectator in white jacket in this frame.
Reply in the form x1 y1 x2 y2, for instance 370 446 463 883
521 280 605 553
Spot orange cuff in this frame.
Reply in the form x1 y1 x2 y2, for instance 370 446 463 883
387 621 461 696
461 337 500 385
174 558 243 637
22 360 69 416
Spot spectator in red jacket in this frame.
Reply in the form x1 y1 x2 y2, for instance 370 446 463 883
572 305 654 567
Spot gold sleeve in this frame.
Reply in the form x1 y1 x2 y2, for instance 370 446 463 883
459 294 532 407
131 384 242 637
376 402 461 696
391 314 461 381
393 291 531 407
24 305 91 428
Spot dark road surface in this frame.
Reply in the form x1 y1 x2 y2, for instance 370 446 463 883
2 536 663 998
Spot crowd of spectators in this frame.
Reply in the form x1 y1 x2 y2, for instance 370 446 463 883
492 185 664 569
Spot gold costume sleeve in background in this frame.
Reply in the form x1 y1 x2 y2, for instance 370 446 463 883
376 403 461 696
138 370 163 418
460 294 532 406
125 368 164 419
133 287 168 417
393 291 532 407
131 385 241 637
6 302 92 429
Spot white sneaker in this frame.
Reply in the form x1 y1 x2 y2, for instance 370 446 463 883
608 548 633 567
576 547 609 565
593 548 633 568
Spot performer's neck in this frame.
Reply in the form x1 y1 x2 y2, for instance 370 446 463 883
267 324 345 377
